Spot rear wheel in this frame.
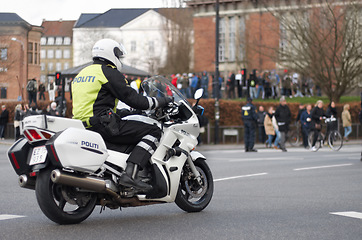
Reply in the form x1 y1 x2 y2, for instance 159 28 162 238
328 130 343 151
288 130 299 147
175 159 213 212
308 132 322 150
35 168 97 225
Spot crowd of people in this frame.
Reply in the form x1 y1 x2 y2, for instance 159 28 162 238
12 102 63 140
160 69 324 101
25 77 58 109
241 97 358 152
225 69 320 100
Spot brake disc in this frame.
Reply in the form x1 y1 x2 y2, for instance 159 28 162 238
184 167 208 198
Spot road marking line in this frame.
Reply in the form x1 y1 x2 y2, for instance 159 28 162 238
229 157 304 162
214 172 268 182
0 214 26 221
330 212 362 220
293 163 353 171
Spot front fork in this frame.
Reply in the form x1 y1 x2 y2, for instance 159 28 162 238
165 147 203 186
186 155 203 186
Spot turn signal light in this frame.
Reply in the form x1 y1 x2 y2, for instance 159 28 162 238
24 129 54 143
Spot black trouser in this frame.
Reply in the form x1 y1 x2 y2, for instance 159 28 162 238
244 121 255 150
258 125 266 143
312 128 320 147
39 91 45 100
28 91 37 108
302 126 309 148
90 119 161 169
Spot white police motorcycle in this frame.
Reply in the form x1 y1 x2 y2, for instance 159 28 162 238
8 76 213 225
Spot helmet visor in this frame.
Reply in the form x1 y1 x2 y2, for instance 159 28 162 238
113 47 125 61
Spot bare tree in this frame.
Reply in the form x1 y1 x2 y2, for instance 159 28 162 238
158 4 193 75
261 0 362 102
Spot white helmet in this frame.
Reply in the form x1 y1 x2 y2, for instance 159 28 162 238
92 39 127 72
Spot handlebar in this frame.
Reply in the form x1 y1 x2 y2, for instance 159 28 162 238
323 116 337 123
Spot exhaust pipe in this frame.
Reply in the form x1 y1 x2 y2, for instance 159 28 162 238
51 169 130 205
50 169 161 207
51 169 107 193
19 174 36 190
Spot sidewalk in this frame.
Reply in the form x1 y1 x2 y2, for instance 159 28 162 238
196 139 361 151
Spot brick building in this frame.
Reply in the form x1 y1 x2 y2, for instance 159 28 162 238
0 13 42 101
187 0 362 98
40 20 76 88
188 0 284 76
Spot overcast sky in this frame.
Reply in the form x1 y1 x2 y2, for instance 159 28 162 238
2 0 172 25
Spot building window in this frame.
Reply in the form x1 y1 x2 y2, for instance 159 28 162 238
63 49 70 59
56 62 62 71
27 42 39 64
27 42 33 64
0 87 7 99
40 49 46 59
149 41 154 54
47 37 54 45
0 48 7 61
56 37 63 45
64 37 71 45
35 43 39 64
131 41 136 53
47 50 54 59
64 62 69 70
279 19 288 58
40 63 45 71
238 16 246 61
229 17 236 62
55 49 62 59
48 62 53 71
219 18 226 62
41 37 47 45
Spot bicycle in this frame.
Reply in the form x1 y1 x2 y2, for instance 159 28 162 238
308 116 343 151
288 123 301 147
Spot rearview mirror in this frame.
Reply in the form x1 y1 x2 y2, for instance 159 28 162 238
194 88 204 100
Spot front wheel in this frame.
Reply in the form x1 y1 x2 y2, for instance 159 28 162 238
35 168 97 225
175 159 213 212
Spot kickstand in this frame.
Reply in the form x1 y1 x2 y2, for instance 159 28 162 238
100 205 106 214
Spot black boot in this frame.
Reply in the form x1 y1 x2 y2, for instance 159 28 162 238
118 162 152 192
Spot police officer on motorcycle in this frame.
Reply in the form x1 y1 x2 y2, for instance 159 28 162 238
72 39 172 192
241 97 258 152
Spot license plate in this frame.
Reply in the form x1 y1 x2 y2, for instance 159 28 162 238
29 146 48 166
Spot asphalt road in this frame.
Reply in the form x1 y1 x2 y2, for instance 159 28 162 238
0 143 361 240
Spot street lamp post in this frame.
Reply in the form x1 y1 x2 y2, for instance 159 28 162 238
11 37 25 101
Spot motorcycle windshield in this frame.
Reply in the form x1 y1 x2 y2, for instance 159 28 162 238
141 76 190 106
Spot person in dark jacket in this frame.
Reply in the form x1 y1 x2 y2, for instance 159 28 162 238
300 104 312 148
14 104 24 140
296 104 305 124
242 98 258 152
0 105 9 140
325 101 338 135
274 96 291 152
227 72 236 99
256 105 266 143
310 100 325 151
38 82 46 100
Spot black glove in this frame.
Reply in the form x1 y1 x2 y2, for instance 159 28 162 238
156 96 173 108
